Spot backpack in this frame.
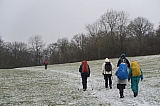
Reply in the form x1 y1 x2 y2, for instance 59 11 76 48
105 62 112 72
117 63 128 80
81 61 89 73
131 61 141 76
44 60 48 64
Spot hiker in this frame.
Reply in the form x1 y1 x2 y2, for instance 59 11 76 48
101 58 114 89
128 61 143 97
44 59 48 69
79 60 90 91
117 53 130 68
115 62 129 98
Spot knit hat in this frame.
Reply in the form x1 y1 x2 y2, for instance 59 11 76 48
105 58 109 62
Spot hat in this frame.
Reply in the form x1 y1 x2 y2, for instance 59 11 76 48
105 58 109 62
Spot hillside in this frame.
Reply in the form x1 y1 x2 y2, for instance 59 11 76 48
0 55 160 106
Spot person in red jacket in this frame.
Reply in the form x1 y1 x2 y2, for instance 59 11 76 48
79 60 90 91
44 59 48 70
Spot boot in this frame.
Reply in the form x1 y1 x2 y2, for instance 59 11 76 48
120 91 124 98
133 91 137 97
109 84 112 89
120 95 124 98
105 83 108 88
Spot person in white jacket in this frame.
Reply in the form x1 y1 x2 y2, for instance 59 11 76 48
101 58 114 89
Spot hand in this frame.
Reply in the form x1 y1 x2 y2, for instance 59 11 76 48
102 73 104 75
141 78 143 81
128 79 130 82
88 74 90 77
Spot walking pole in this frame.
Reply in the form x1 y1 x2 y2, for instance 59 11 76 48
89 74 93 90
111 69 113 80
78 72 81 90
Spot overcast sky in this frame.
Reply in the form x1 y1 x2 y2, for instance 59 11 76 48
0 0 160 45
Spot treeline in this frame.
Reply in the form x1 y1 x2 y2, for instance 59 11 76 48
0 10 160 69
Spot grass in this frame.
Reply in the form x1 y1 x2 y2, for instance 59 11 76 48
1 54 160 105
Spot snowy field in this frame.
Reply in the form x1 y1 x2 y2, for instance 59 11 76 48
0 55 160 106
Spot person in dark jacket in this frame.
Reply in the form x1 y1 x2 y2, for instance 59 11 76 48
79 60 90 91
117 53 130 68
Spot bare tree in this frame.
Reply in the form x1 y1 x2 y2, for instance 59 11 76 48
100 10 119 35
155 24 160 53
128 17 154 40
98 10 129 55
47 43 59 64
0 37 5 68
47 43 58 56
127 17 154 55
71 33 89 60
85 22 98 57
116 11 130 53
3 41 31 68
56 38 69 63
28 35 45 65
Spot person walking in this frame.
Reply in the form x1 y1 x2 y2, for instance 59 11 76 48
115 62 129 98
117 53 130 68
101 58 114 89
44 59 48 70
128 61 143 97
79 60 90 91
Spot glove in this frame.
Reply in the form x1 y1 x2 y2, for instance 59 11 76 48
141 76 143 81
88 74 90 77
128 79 130 82
141 78 143 81
102 73 104 75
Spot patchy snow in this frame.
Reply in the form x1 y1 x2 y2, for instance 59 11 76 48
0 55 160 106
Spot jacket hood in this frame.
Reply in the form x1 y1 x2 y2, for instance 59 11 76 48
105 58 110 62
121 53 126 58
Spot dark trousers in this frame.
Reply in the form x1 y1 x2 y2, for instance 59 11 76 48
104 74 112 88
81 74 88 89
117 84 126 96
45 64 47 69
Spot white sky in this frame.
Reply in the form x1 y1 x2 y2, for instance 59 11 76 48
0 0 160 45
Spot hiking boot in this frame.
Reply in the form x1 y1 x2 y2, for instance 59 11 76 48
120 95 124 98
120 92 124 98
109 85 112 89
133 91 137 97
105 84 108 88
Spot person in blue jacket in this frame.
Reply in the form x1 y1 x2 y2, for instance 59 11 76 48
128 61 143 97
